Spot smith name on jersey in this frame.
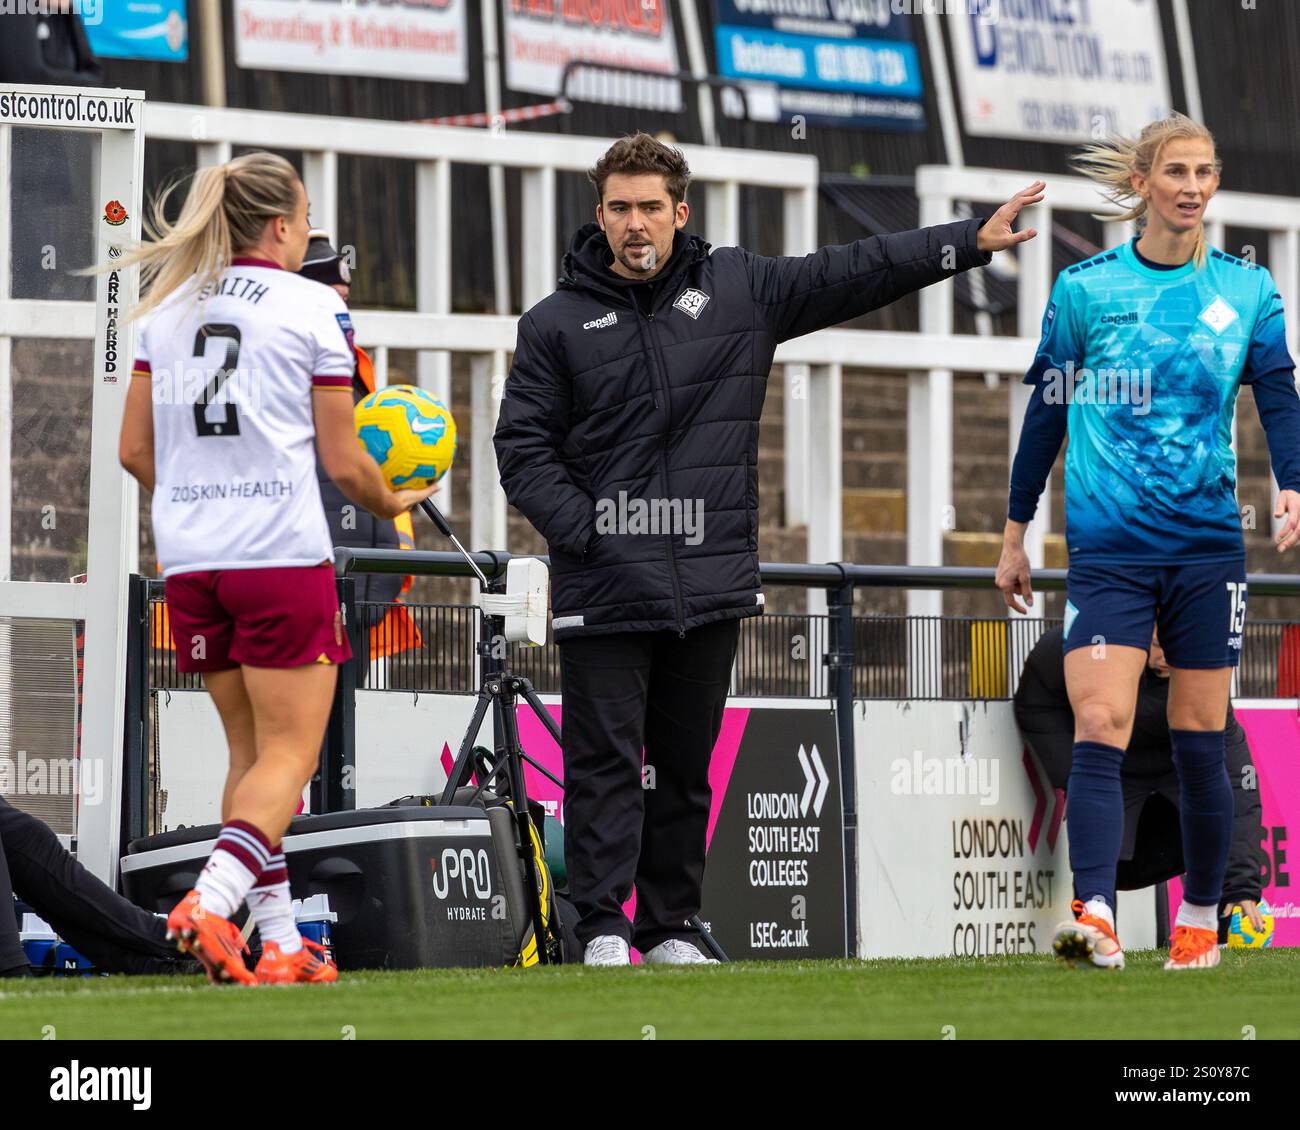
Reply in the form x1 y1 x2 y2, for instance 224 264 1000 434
133 258 356 577
1009 240 1300 564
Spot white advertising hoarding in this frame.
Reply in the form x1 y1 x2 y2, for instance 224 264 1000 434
503 0 681 110
235 0 468 84
854 699 1155 959
948 0 1171 143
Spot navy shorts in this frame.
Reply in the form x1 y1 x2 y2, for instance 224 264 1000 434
1062 559 1247 669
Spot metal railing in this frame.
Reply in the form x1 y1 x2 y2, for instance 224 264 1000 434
144 559 1300 702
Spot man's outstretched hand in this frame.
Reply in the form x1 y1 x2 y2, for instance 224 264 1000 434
976 180 1046 253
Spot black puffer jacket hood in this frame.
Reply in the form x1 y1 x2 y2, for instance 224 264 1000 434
495 215 992 640
560 222 706 297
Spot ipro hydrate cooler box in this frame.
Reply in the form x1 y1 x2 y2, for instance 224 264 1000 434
122 807 517 969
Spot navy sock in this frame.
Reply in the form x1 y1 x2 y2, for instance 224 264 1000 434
1169 729 1232 907
1066 741 1126 909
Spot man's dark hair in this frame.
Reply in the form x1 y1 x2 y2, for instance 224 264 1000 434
588 132 691 208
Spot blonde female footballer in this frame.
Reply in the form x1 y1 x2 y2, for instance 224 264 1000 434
116 152 436 984
998 114 1300 972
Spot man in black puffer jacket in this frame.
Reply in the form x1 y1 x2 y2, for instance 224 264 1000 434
495 132 1044 964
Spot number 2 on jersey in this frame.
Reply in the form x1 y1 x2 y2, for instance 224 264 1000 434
193 323 242 437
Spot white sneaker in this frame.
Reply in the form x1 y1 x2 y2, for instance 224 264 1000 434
583 935 631 966
640 938 719 965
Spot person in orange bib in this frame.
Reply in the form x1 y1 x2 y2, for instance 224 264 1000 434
299 230 423 686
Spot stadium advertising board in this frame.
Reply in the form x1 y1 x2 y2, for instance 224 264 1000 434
158 689 1298 959
235 0 468 83
711 0 925 131
855 699 1080 959
1167 705 1299 948
698 705 845 958
947 0 1171 144
159 695 847 959
503 0 682 111
514 699 849 959
156 692 485 825
83 0 188 62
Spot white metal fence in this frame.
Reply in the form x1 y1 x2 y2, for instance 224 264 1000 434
7 93 1300 871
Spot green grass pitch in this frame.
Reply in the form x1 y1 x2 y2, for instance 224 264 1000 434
2 949 1297 1040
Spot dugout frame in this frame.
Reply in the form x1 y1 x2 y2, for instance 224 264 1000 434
0 84 145 884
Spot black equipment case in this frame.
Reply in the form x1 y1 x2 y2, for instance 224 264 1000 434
122 806 519 969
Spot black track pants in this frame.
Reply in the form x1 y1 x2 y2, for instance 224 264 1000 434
558 618 740 951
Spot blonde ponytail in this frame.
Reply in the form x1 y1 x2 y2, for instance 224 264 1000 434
1071 112 1222 270
104 151 302 320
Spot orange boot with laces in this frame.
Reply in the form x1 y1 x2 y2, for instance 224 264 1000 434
254 937 338 984
166 889 256 986
1163 925 1220 970
1053 898 1125 970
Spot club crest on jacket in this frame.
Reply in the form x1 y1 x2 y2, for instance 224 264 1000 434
673 288 710 319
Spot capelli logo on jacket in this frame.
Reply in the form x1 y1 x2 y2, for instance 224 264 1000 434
582 311 618 330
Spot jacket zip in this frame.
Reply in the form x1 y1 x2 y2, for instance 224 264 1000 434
639 303 687 638
565 258 699 638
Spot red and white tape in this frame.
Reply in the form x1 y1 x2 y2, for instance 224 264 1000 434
417 101 572 128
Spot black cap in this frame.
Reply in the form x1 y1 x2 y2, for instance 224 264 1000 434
299 229 351 288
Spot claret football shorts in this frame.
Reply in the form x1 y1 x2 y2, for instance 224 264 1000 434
164 562 352 673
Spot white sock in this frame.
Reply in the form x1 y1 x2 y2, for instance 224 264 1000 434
246 851 302 953
247 882 301 953
1175 900 1218 932
194 819 272 919
1084 896 1115 931
194 850 258 920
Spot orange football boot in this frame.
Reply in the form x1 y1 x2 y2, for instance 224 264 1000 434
254 937 339 985
1053 898 1125 970
1163 925 1221 970
166 889 256 986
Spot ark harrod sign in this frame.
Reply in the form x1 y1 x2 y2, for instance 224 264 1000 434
700 704 847 959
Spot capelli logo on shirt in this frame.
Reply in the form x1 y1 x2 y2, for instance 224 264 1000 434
582 311 618 330
1099 311 1139 325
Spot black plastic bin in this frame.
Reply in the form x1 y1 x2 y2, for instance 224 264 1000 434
122 806 516 970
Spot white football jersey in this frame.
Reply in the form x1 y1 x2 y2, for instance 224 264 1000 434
134 258 356 577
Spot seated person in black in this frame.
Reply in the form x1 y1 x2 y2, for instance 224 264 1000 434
1 797 195 977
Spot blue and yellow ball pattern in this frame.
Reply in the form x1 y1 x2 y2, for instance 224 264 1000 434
354 384 458 491
1227 900 1274 949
